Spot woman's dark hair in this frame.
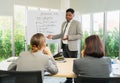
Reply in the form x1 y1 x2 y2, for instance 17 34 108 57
66 8 75 14
84 35 105 58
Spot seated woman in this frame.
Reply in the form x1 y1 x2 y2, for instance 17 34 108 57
73 35 111 77
16 33 58 76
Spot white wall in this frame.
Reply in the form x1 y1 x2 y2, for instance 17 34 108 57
0 0 14 16
71 0 120 14
15 0 71 10
60 0 70 10
15 0 61 9
1 0 120 16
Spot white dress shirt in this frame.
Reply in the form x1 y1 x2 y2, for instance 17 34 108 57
62 20 73 44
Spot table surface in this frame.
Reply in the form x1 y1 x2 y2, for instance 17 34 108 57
52 58 77 78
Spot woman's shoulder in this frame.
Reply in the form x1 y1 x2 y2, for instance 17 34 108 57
102 56 111 62
40 53 50 59
103 56 111 59
74 56 100 63
74 57 85 63
19 51 31 56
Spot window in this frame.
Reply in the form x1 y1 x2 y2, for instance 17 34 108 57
0 16 12 60
81 14 91 50
93 12 104 40
81 10 120 58
106 11 119 57
14 5 26 56
82 14 91 35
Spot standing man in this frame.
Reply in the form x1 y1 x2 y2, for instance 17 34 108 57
47 8 82 83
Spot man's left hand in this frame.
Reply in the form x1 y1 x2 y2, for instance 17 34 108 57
62 35 68 40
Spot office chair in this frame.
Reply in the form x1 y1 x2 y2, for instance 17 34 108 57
0 70 43 83
75 75 120 83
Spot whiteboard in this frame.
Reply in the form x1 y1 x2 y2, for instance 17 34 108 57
26 10 81 44
27 10 65 44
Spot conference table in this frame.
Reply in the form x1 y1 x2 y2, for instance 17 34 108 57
52 58 76 78
0 57 120 78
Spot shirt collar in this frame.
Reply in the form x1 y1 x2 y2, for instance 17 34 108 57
66 19 73 23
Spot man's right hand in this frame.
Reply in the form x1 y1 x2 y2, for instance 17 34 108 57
47 35 53 39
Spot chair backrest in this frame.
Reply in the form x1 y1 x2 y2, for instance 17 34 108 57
75 75 120 83
0 70 43 83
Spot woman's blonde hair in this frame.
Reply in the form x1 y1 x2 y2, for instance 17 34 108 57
30 33 46 52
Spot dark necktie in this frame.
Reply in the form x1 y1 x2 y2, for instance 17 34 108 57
63 22 68 34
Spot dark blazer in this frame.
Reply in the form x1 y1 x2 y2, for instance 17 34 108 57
73 56 112 77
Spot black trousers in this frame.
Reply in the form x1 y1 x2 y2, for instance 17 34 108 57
62 44 78 58
62 44 78 83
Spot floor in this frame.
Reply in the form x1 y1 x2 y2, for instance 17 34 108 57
44 76 66 83
44 76 75 83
